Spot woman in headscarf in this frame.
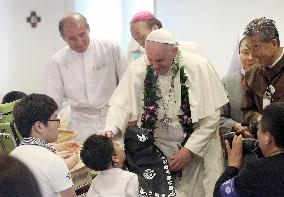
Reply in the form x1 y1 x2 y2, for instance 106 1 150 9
219 32 255 136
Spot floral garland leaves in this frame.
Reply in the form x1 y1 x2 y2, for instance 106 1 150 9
141 65 161 135
178 66 194 147
171 52 181 88
141 51 194 148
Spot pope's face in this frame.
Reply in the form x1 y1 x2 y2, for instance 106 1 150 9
130 21 153 48
62 21 90 53
145 41 178 75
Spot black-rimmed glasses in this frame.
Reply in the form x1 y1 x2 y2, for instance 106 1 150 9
48 118 61 126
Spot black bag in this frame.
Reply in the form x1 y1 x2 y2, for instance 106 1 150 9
124 126 176 196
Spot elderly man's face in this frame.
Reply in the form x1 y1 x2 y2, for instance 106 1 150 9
145 41 178 75
246 33 277 67
131 21 153 48
62 21 90 53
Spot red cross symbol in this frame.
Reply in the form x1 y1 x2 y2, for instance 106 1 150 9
26 11 41 28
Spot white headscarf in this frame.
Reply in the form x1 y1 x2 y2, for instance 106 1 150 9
227 32 246 75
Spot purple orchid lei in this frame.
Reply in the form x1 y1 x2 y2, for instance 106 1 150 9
140 52 194 147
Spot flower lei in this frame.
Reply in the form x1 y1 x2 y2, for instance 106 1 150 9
141 51 194 147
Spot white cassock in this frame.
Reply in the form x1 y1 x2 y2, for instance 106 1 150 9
106 50 228 197
42 39 127 141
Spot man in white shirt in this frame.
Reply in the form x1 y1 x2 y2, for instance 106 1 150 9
42 13 127 141
105 29 228 196
11 93 76 197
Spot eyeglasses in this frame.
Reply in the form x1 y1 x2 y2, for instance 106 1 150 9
48 118 61 126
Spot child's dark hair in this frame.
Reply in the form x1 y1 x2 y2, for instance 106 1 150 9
2 91 26 104
80 134 115 171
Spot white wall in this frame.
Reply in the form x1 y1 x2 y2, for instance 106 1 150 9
0 0 75 96
75 0 123 45
155 0 284 77
2 0 284 96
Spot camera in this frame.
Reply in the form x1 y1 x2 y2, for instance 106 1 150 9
223 132 263 158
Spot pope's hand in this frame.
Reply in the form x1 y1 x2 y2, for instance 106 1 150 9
170 147 192 172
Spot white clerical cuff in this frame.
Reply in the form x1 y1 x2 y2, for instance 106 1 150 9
104 124 120 135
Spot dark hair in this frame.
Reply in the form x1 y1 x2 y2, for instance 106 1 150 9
0 154 42 197
260 102 284 147
145 18 163 29
80 134 115 171
59 12 89 36
13 93 58 137
244 17 280 46
1 91 26 104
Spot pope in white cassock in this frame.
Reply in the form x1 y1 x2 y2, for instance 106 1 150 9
105 29 228 197
42 13 127 141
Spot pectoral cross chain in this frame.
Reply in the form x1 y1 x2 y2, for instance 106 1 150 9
161 114 172 129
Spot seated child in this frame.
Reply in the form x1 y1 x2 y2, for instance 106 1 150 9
80 134 139 197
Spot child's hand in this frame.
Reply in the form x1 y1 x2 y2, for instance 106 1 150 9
64 153 79 170
65 141 81 153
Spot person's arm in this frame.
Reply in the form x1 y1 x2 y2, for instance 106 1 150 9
185 110 220 157
219 103 238 134
213 166 239 197
214 135 260 196
60 187 77 197
105 105 131 135
64 153 79 170
53 141 81 153
41 59 64 108
241 86 261 121
170 110 220 172
105 65 138 134
214 135 243 197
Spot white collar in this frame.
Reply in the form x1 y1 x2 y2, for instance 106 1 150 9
267 48 284 68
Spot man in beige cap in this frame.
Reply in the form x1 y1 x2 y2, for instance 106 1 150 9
105 29 228 197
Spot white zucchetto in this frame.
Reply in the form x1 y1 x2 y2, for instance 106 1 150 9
146 28 178 46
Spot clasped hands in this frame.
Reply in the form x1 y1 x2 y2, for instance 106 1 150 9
233 122 253 138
